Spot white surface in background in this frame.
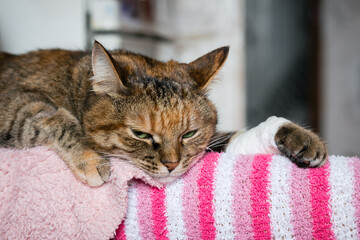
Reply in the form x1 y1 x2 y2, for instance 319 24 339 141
0 0 86 54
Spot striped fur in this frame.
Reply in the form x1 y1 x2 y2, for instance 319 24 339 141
0 41 228 186
0 41 328 187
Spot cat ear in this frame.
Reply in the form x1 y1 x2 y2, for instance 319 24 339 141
91 41 126 97
188 46 229 89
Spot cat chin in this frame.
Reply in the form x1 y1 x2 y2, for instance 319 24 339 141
153 175 180 184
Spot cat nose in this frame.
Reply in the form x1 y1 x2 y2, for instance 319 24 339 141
163 162 179 172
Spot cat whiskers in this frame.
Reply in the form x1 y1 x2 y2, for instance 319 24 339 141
207 133 233 150
207 143 229 150
208 133 233 145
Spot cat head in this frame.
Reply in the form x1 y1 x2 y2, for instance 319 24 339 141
84 41 229 183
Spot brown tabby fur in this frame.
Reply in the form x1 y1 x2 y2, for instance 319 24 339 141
0 41 328 186
0 42 229 186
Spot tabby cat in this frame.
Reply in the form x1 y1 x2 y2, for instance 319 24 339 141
0 41 328 186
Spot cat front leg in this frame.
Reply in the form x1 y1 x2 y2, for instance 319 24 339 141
11 102 111 186
225 116 328 167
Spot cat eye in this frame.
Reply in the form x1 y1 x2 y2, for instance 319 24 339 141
182 130 197 139
131 129 152 139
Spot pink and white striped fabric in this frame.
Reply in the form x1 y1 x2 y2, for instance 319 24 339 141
116 153 360 240
1 147 359 239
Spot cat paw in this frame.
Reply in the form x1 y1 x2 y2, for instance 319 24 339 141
75 150 111 187
275 122 328 168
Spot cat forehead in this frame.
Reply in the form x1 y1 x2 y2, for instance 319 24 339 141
111 53 191 82
137 78 195 98
125 102 199 133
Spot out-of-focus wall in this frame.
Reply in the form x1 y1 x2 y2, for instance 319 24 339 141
321 0 360 155
0 0 86 53
245 0 310 128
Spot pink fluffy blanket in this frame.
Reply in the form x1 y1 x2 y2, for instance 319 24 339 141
0 146 162 239
1 147 360 239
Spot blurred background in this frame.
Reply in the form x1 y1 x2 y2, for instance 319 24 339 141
0 0 359 156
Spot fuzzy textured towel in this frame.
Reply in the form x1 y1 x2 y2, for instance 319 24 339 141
1 147 359 239
115 153 360 240
0 146 162 240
